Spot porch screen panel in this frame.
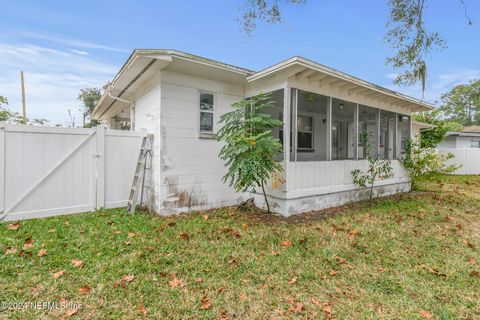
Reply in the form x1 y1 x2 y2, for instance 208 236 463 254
358 105 378 159
380 110 396 160
331 98 355 160
261 89 285 161
397 114 411 159
296 90 328 161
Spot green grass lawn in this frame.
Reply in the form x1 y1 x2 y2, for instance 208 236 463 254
1 175 480 319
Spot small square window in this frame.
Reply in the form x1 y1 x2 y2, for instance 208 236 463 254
471 140 480 148
199 92 214 132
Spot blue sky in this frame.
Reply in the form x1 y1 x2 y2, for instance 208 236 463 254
1 0 479 125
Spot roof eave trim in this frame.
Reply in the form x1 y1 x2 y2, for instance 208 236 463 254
247 57 434 111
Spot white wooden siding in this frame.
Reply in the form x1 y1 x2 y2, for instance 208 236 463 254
133 74 162 211
158 70 247 213
0 124 144 221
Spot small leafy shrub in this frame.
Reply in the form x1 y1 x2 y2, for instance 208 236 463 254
351 132 394 206
217 93 283 213
402 139 460 190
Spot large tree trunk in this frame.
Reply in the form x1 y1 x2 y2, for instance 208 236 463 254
261 180 270 213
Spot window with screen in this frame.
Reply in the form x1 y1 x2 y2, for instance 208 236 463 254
200 92 214 132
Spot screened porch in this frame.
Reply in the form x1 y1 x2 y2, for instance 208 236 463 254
263 87 411 196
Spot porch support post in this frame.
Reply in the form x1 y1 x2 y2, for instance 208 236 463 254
283 86 291 193
394 113 399 159
292 89 298 162
0 122 5 215
327 97 332 161
377 108 381 158
283 86 291 164
354 104 359 160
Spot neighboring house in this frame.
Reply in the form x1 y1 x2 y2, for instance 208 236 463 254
437 126 480 175
438 126 480 149
92 49 432 216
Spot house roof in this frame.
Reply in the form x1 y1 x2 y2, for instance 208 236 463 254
412 121 436 130
92 49 434 120
462 125 480 133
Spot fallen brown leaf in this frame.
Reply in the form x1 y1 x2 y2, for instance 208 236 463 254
203 214 209 221
428 268 447 278
291 302 304 314
53 270 66 279
128 232 136 238
123 275 135 283
468 258 476 265
310 297 321 306
336 256 347 264
139 301 148 317
37 249 47 257
71 259 84 268
48 228 56 233
23 238 34 249
201 296 212 310
5 247 17 255
7 222 20 231
288 277 297 284
79 285 90 294
239 293 248 301
169 274 181 288
420 310 433 319
469 270 480 278
179 232 189 240
322 305 332 314
281 240 292 247
228 258 237 265
65 308 78 317
241 223 249 230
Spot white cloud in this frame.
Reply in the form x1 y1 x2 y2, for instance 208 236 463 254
0 43 118 125
17 31 129 53
384 70 480 105
70 49 90 56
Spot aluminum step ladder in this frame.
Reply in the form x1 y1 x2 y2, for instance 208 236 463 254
127 134 153 213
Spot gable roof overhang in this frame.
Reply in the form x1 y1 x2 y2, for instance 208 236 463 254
92 49 253 120
247 56 434 113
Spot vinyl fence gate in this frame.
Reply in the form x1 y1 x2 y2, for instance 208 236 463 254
0 123 145 221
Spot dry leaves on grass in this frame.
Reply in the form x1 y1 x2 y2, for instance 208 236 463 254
239 294 248 301
420 310 433 319
288 277 297 285
5 247 17 255
203 214 209 221
201 296 212 310
52 270 66 279
71 259 84 268
37 249 47 257
23 238 34 249
79 285 90 294
469 270 480 278
114 275 135 289
168 274 182 288
428 268 447 278
281 240 292 247
139 302 148 317
65 308 78 317
7 222 20 230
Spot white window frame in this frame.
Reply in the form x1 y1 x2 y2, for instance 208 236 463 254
199 91 215 134
297 114 314 151
471 140 480 148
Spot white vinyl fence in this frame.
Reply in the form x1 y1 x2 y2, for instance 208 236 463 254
439 148 480 175
0 123 145 221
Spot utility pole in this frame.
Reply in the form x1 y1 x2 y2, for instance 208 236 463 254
20 71 27 124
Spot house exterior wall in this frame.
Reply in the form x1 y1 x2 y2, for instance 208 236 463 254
438 136 458 149
132 74 162 211
123 67 417 216
157 70 249 213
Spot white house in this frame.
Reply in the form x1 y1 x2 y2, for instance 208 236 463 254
438 126 480 149
92 49 433 216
